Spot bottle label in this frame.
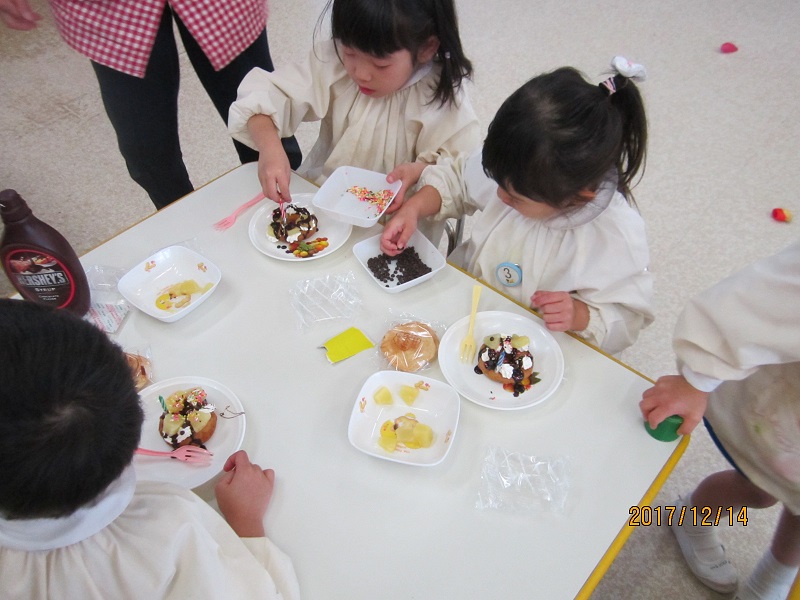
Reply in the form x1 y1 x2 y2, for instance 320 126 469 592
3 249 76 308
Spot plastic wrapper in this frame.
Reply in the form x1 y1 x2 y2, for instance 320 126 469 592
83 265 131 334
377 310 446 373
124 346 154 391
288 271 362 330
476 446 570 514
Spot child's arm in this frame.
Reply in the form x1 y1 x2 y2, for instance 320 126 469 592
640 375 710 435
380 185 443 255
385 161 428 212
530 291 590 334
247 115 292 204
214 450 274 538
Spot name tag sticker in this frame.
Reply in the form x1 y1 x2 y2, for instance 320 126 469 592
495 262 522 287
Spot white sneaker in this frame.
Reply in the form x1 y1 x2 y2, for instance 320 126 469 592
669 495 739 593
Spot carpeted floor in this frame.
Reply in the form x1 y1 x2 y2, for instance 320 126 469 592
2 1 799 598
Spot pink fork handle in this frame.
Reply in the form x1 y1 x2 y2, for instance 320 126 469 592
232 191 265 216
136 448 175 457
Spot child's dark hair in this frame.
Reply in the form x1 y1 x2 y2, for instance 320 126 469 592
323 0 472 107
482 66 648 208
0 299 143 519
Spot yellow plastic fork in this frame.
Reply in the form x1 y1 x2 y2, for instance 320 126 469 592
459 284 482 362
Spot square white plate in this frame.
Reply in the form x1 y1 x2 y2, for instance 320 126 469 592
312 166 402 227
353 229 445 293
348 371 460 466
118 246 221 322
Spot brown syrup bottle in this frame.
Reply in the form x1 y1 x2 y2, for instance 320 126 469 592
0 189 90 315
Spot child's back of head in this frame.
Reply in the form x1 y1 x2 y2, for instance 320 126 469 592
325 0 472 106
482 60 648 208
0 299 142 520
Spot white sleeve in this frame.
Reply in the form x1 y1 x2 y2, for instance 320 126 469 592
673 240 800 381
228 41 342 148
419 150 490 221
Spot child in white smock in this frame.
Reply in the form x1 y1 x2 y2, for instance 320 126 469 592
381 58 654 355
641 240 800 599
228 0 480 228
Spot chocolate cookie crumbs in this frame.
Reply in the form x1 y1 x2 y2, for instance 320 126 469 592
367 247 432 286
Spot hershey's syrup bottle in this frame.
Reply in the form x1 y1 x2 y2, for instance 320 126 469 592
0 189 90 315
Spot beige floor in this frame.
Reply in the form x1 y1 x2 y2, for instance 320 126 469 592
2 0 799 598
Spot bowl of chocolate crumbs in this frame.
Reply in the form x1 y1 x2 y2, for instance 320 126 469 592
353 229 446 293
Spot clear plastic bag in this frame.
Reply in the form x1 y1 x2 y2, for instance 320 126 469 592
376 310 446 373
476 446 571 514
83 264 131 334
288 271 362 330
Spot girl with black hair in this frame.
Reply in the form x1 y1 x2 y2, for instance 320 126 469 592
228 0 480 235
382 58 654 355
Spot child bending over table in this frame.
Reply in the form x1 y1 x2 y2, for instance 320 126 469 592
381 58 654 355
640 240 800 599
0 298 299 600
228 0 480 243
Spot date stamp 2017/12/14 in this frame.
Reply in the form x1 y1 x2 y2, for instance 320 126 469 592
629 505 748 527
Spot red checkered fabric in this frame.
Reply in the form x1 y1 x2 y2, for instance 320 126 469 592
49 0 269 78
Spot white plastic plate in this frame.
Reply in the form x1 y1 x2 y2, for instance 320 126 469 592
348 371 460 466
118 246 220 323
353 230 445 293
312 166 402 227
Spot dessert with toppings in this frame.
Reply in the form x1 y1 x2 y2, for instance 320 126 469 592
268 204 318 243
158 387 217 448
475 334 540 397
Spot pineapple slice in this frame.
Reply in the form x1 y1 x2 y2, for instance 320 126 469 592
161 414 184 436
399 385 419 405
188 410 212 432
412 423 434 448
378 420 397 452
164 391 185 413
373 386 393 405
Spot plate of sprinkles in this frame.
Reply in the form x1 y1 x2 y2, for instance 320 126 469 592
312 166 402 227
248 193 353 261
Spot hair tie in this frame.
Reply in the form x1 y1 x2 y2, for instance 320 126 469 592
444 51 451 60
600 77 617 95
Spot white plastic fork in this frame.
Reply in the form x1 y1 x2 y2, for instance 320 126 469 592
213 191 265 231
135 446 213 464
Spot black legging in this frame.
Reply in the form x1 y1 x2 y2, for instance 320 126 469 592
91 6 301 209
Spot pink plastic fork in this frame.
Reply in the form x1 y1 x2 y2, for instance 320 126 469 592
136 446 213 464
213 191 265 231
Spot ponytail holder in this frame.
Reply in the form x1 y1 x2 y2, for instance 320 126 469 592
600 56 646 96
444 51 451 60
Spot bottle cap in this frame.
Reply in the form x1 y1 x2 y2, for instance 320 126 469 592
644 415 684 442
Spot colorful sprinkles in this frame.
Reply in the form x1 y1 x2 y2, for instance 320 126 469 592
346 186 394 214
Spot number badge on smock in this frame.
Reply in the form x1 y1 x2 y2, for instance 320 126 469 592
495 262 522 287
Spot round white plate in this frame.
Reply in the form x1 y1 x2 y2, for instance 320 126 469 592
248 193 352 261
438 311 565 410
134 376 246 489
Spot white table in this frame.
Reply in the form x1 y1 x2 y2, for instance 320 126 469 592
83 163 685 600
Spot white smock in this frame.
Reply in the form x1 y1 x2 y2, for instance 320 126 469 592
0 469 300 600
421 150 654 354
228 40 481 242
674 240 800 514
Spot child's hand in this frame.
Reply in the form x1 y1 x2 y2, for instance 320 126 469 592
380 209 420 255
385 162 427 213
257 150 292 205
214 450 275 538
0 0 42 30
640 375 709 435
530 291 590 333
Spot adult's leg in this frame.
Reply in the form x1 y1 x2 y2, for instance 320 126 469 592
174 17 302 170
90 7 193 209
